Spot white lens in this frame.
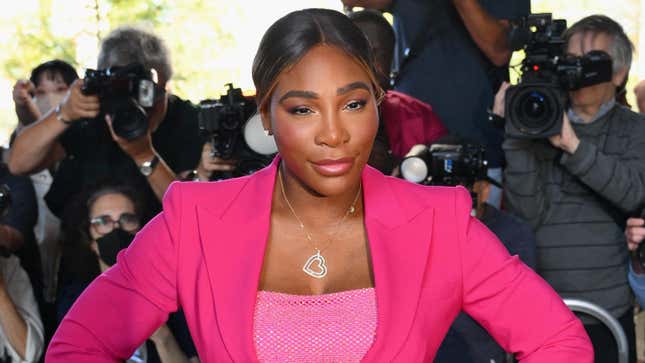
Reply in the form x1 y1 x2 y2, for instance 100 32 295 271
400 157 428 183
244 113 278 155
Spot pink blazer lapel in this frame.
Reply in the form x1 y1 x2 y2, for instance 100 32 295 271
360 166 435 361
195 158 435 362
195 161 277 362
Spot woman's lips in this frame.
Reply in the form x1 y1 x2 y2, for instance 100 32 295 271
311 158 354 176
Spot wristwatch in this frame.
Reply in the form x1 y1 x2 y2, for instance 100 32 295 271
55 103 73 125
139 155 159 176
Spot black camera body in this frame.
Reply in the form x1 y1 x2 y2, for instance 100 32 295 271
400 144 488 187
198 84 275 179
505 13 613 139
82 63 158 140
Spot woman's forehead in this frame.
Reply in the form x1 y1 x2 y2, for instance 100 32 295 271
273 45 372 94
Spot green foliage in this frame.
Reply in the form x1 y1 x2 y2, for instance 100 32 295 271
102 0 169 33
1 0 78 80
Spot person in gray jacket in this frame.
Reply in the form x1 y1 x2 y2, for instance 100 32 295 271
502 15 645 363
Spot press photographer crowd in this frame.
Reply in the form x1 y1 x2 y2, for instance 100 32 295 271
1 0 645 362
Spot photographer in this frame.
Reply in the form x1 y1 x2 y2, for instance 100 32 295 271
8 26 202 221
342 0 529 206
502 15 645 363
11 60 78 131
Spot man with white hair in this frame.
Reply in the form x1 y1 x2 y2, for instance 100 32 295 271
8 27 203 222
503 15 645 363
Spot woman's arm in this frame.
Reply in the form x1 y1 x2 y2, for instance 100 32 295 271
454 188 593 362
46 184 184 362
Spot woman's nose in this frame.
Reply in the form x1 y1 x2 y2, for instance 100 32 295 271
315 112 349 147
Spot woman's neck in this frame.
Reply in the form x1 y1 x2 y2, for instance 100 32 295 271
276 168 363 229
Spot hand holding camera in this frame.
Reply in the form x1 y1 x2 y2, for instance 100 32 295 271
105 114 155 165
81 63 160 140
547 113 580 154
503 13 612 139
194 142 236 181
58 79 100 123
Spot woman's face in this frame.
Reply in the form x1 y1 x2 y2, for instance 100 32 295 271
263 44 379 196
88 192 139 241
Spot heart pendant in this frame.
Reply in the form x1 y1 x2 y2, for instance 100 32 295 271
303 250 328 279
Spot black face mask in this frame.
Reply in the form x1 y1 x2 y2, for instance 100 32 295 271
96 228 135 266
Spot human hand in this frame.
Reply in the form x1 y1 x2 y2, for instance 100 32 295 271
493 82 510 117
58 79 101 122
105 115 155 163
548 113 580 154
12 80 35 107
195 142 236 180
626 218 645 251
12 80 40 123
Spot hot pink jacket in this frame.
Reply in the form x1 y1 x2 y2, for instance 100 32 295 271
46 158 593 362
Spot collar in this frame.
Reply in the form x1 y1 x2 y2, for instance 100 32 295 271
567 99 616 124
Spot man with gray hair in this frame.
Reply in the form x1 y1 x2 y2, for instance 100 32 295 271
503 15 645 363
8 26 203 221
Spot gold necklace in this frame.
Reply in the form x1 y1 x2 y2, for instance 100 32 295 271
278 169 361 279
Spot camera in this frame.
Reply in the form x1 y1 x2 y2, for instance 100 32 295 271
198 83 277 180
505 13 613 138
82 63 158 140
400 144 488 187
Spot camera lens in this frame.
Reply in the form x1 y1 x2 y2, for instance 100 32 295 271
110 99 149 140
522 92 546 119
508 85 562 136
401 157 428 184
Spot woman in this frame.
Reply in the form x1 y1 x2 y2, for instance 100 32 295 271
47 8 593 362
55 184 199 363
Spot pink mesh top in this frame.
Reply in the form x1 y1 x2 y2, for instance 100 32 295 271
253 287 377 363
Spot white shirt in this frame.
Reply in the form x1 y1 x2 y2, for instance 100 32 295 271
0 255 44 363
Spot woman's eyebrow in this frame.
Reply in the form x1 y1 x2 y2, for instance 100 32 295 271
277 81 370 103
337 81 370 95
278 90 318 103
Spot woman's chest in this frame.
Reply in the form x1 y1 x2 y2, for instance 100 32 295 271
257 218 374 295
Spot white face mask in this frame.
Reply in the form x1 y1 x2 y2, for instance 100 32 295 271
33 91 66 115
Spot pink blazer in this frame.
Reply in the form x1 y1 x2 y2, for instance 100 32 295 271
46 157 593 362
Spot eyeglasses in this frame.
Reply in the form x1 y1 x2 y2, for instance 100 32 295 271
90 213 140 235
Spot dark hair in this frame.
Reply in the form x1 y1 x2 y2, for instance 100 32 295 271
29 59 78 87
564 15 634 74
58 182 143 284
347 9 395 88
252 8 383 113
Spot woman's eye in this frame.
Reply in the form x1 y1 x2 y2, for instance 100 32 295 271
344 100 367 111
288 106 313 116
